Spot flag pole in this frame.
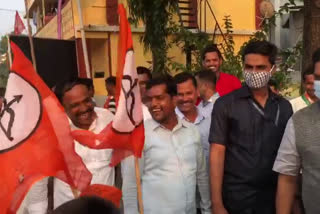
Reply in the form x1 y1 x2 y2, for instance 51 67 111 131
135 157 144 214
6 35 12 67
75 0 91 78
41 0 46 26
24 0 38 73
71 187 79 198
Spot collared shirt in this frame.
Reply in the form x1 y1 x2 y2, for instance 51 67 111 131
273 118 300 176
175 107 211 163
273 102 320 214
209 86 292 211
216 72 242 96
197 93 220 119
122 118 211 214
290 92 315 113
54 107 115 208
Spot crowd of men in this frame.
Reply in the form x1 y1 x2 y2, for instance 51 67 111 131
2 39 320 214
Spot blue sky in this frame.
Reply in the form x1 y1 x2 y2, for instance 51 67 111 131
0 0 25 36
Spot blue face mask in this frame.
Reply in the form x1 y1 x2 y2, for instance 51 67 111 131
314 80 320 98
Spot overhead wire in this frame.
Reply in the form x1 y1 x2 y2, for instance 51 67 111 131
0 8 24 13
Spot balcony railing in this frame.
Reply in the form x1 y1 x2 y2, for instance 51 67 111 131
36 0 74 40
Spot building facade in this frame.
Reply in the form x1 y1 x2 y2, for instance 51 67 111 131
26 0 259 95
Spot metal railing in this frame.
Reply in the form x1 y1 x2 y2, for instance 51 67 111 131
199 0 229 53
177 0 229 53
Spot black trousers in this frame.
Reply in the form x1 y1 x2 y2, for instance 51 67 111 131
224 188 276 214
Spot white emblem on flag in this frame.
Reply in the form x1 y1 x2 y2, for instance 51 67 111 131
0 72 41 152
112 50 143 133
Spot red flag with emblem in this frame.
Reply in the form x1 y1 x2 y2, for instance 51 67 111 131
14 11 26 35
0 42 92 213
72 4 144 166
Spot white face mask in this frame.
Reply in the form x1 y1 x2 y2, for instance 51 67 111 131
243 65 274 89
314 80 320 98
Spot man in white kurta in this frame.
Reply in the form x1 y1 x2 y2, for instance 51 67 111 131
54 107 115 208
18 80 115 213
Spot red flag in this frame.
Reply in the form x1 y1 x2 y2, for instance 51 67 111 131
72 4 144 166
0 42 92 213
80 184 122 208
14 11 26 35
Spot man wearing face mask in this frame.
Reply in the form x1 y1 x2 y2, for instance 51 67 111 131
312 48 320 98
209 41 293 214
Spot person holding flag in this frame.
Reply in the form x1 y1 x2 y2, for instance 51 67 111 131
67 4 146 214
0 42 92 214
122 76 212 214
21 77 117 211
52 78 116 208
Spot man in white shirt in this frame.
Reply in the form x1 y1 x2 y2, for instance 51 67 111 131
122 76 211 214
290 66 318 113
19 78 115 213
195 70 220 119
53 78 115 208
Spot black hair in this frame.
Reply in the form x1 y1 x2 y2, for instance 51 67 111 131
195 69 217 86
105 76 116 86
173 72 197 88
242 40 278 65
303 65 315 82
53 196 119 214
78 78 94 90
146 75 177 97
137 66 152 80
54 78 89 103
312 48 320 64
201 44 223 61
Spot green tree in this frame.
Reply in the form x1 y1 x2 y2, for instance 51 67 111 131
127 0 178 74
303 0 320 70
0 35 9 88
168 25 213 74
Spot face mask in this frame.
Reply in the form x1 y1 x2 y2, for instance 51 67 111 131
243 66 274 89
314 80 320 98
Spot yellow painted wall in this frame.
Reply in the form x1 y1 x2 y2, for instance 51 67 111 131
199 0 255 52
92 31 153 95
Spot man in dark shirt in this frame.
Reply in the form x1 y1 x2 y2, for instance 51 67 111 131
209 40 293 214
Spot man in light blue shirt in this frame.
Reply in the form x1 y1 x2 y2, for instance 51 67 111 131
195 70 220 119
174 72 212 163
122 76 211 214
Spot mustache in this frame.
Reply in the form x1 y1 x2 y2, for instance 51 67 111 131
178 100 193 104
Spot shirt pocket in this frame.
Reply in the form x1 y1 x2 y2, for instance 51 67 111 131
181 142 198 177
